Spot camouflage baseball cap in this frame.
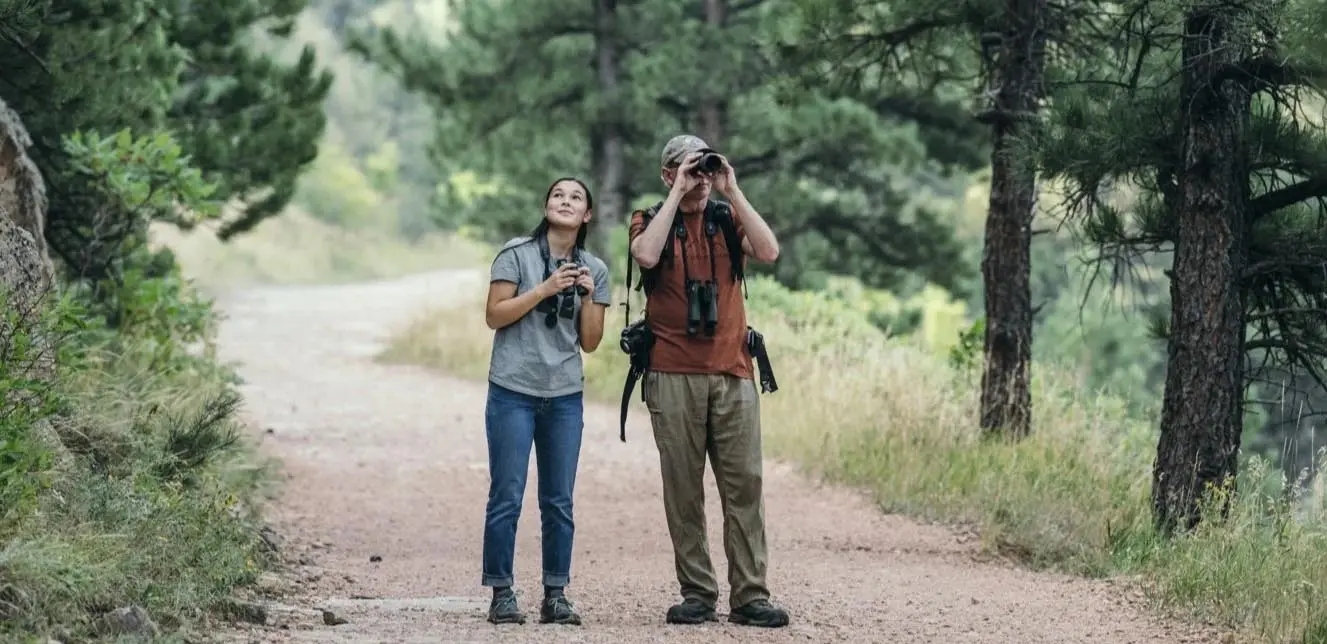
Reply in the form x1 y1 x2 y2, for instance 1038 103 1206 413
660 134 712 167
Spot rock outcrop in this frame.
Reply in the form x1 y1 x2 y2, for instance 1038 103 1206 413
0 95 55 315
0 95 63 466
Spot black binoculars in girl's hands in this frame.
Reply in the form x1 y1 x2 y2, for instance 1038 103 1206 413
536 260 589 329
555 259 590 297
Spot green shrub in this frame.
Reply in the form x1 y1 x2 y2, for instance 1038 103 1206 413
0 274 270 640
0 291 77 534
0 128 272 640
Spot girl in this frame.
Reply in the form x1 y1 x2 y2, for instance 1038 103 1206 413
480 177 610 626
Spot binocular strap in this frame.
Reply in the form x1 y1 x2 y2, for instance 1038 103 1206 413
670 216 721 288
746 328 779 394
620 364 647 442
753 346 778 394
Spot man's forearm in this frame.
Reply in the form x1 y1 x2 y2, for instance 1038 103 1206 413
727 184 779 262
630 190 682 268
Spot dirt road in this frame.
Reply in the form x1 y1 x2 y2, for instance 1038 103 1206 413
212 269 1218 643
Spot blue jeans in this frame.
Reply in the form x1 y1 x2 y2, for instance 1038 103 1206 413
481 382 585 588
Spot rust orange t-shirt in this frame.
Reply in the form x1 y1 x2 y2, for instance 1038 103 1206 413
629 205 753 380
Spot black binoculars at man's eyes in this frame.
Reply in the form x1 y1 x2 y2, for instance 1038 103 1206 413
691 150 724 176
685 279 719 337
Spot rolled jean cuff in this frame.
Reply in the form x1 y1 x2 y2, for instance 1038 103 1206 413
543 571 570 587
482 573 514 588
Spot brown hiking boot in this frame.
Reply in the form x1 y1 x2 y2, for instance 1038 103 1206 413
728 598 789 627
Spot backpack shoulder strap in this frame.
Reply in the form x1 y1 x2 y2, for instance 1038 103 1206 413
636 202 673 296
704 199 746 286
629 203 663 286
624 204 666 326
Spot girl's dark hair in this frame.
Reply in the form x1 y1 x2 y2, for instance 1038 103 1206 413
529 176 593 250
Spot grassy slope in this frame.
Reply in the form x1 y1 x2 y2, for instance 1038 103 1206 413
378 270 1327 643
1 290 279 641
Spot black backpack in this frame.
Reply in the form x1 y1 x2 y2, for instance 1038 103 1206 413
627 198 745 308
617 198 777 442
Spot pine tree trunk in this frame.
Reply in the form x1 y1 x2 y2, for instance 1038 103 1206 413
978 0 1047 438
591 0 626 262
1152 9 1251 534
697 0 728 147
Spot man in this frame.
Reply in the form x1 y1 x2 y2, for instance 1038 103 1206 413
627 134 787 628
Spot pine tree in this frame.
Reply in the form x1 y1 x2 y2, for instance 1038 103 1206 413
355 0 983 295
0 0 331 278
1038 0 1327 532
163 0 334 239
974 0 1049 438
786 0 1121 437
350 0 617 255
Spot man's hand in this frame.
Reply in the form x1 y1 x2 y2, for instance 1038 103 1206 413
670 152 703 195
712 154 780 263
712 154 737 195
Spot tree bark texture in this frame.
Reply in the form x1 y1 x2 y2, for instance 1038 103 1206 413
591 0 627 262
978 0 1048 438
697 0 728 147
1152 9 1251 534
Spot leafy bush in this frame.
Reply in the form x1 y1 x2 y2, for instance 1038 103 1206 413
0 291 78 533
151 206 496 290
0 128 272 640
0 340 269 640
745 275 968 349
0 268 269 639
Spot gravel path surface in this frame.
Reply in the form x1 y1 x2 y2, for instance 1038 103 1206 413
210 269 1221 643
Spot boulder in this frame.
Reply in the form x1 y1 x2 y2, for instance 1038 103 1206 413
0 96 63 466
0 94 55 328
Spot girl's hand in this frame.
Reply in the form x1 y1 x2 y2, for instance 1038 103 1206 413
574 267 594 299
536 263 579 299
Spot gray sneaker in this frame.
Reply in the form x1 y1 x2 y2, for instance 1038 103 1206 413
487 589 526 625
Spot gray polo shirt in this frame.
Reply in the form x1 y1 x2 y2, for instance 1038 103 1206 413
487 235 612 398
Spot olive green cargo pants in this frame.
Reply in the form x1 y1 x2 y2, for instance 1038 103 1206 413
643 371 769 609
